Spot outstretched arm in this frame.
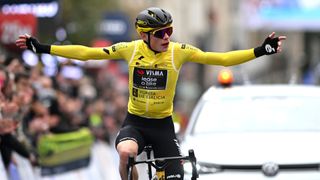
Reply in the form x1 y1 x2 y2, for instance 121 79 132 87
186 32 286 66
16 34 125 61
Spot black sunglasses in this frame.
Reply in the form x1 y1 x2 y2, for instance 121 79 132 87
151 26 173 39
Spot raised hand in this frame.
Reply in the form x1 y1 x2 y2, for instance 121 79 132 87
15 34 50 54
254 32 287 57
15 34 30 50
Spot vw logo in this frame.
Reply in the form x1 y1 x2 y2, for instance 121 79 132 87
262 162 279 177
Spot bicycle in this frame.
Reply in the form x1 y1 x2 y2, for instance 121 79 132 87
127 145 199 180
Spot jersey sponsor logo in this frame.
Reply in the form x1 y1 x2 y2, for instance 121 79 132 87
133 67 167 90
167 174 182 179
132 88 138 97
137 69 145 75
132 96 146 103
181 43 198 51
146 70 164 76
132 89 165 100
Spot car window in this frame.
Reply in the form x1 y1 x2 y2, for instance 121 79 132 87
193 96 320 134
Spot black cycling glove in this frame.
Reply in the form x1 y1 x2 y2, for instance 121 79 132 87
254 36 279 58
26 37 51 54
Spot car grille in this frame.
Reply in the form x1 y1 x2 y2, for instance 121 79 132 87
198 162 320 177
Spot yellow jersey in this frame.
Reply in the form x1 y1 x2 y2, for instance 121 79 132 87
50 40 256 118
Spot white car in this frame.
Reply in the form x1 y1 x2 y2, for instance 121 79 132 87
181 85 320 180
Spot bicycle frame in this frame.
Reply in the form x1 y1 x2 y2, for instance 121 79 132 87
127 149 198 180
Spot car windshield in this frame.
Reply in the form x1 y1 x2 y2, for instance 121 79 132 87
193 96 320 134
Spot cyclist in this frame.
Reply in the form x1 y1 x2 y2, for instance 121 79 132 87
16 7 286 180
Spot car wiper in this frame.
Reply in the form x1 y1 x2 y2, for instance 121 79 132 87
198 162 320 177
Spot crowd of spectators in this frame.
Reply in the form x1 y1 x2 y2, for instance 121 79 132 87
0 52 129 177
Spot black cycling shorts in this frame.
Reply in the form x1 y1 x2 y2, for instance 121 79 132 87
115 112 184 179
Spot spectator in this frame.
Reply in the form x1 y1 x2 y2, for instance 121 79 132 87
0 64 37 175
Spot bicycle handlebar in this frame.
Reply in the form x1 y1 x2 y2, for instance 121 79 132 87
128 149 199 180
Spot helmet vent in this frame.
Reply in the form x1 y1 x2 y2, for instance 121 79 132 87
148 10 156 18
148 10 163 23
161 9 167 19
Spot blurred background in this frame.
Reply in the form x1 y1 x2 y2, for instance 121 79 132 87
1 0 320 119
0 0 320 179
2 0 320 116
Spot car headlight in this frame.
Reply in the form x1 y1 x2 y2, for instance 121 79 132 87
184 162 221 174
